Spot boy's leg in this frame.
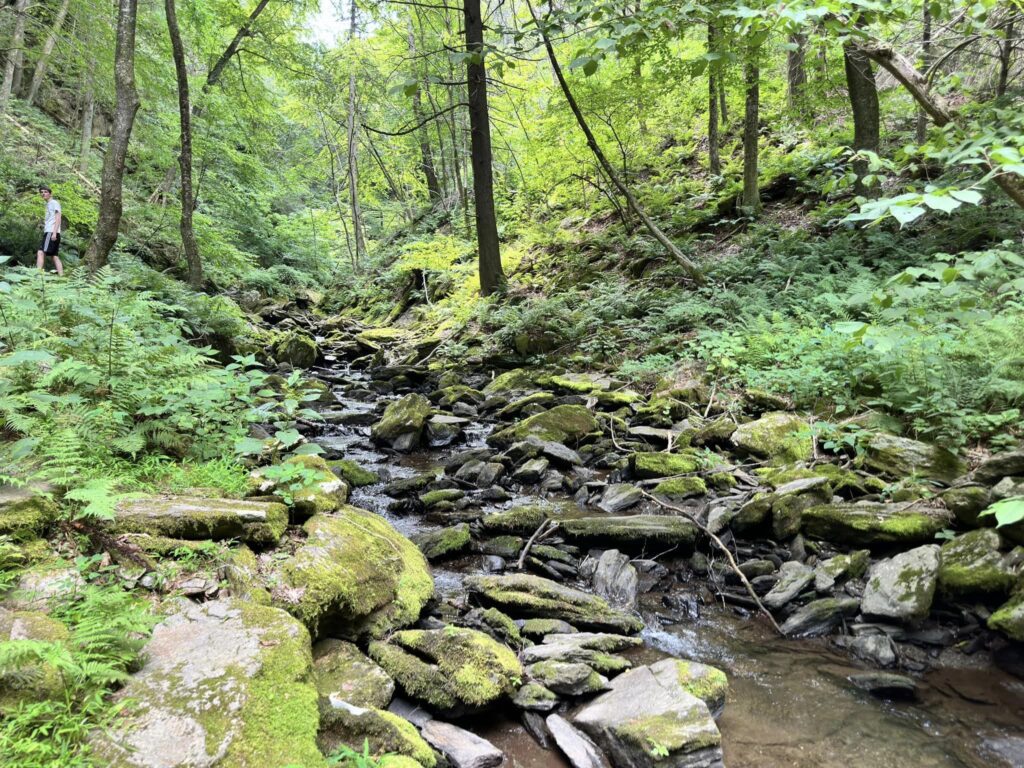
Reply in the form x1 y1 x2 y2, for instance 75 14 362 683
36 249 45 269
53 255 64 276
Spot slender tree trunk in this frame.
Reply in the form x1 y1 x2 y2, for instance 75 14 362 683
26 0 72 106
633 57 647 135
78 78 95 173
346 0 366 268
464 0 505 295
708 24 721 176
787 33 807 111
0 0 29 112
917 4 932 142
528 0 702 281
997 18 1014 97
844 42 880 194
719 79 728 126
407 23 441 203
740 53 761 214
165 0 202 288
84 0 140 271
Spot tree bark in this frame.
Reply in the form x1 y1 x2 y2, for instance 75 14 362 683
0 0 28 113
740 53 761 214
78 78 95 173
165 0 203 288
707 24 721 176
84 0 140 271
464 0 505 295
844 42 880 195
787 33 807 111
917 4 931 142
26 0 72 106
997 18 1014 97
857 41 1024 211
528 0 702 282
205 0 273 92
346 0 366 268
719 79 728 125
407 22 441 203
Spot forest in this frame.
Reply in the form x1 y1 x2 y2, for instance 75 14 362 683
2 0 1024 766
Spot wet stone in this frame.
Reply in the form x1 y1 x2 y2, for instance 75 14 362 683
420 720 504 768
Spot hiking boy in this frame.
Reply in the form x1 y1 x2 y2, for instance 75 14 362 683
37 185 64 276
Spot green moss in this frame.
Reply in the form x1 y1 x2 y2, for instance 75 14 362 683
938 529 1015 599
708 472 737 490
674 661 728 713
319 704 436 767
0 608 70 709
481 505 550 534
110 496 288 547
479 535 525 558
483 369 539 395
756 464 886 495
802 502 949 546
594 390 642 407
488 405 599 448
988 591 1024 641
225 545 272 605
560 515 698 548
414 524 471 561
940 486 991 528
513 681 559 710
329 459 380 488
731 412 811 464
371 394 433 447
495 392 556 418
272 329 319 368
520 618 577 638
418 489 465 507
651 476 708 501
0 496 57 540
313 639 394 709
588 653 633 674
433 385 484 407
550 374 601 393
480 607 525 648
615 710 721 757
530 545 576 565
357 327 409 344
631 451 704 479
636 395 689 427
251 454 348 516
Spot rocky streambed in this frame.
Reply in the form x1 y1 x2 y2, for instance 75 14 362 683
4 321 1024 767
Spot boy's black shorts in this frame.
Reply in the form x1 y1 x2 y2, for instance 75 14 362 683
40 232 60 256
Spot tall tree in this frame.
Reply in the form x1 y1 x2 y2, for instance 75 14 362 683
707 23 721 176
464 0 505 295
165 0 202 288
844 41 880 194
787 32 807 110
346 0 366 267
26 0 72 106
916 3 931 142
740 47 761 214
85 0 140 271
408 21 441 203
0 0 28 113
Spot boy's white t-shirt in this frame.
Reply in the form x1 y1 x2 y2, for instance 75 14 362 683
44 199 62 234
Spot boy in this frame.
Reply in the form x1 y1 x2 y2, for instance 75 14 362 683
37 185 64 276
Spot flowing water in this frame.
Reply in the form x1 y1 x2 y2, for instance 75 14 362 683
311 361 1024 768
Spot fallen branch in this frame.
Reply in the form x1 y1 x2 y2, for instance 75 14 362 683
640 490 784 635
517 518 559 570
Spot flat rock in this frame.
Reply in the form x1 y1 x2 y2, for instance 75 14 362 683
780 597 861 637
762 561 814 610
862 545 940 623
313 638 394 709
599 484 642 513
847 672 918 700
561 515 698 549
972 449 1024 484
547 714 612 768
801 501 950 548
862 432 965 484
111 496 288 547
421 720 504 768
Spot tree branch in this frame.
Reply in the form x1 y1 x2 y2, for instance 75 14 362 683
362 101 469 136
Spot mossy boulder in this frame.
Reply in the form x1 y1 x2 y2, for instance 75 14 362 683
110 496 288 547
635 395 691 427
92 599 325 768
527 660 607 696
249 454 348 518
673 661 729 717
560 515 698 549
513 681 560 711
371 394 433 452
937 529 1016 601
940 485 992 528
329 459 380 487
630 451 704 479
488 405 599 449
318 701 436 767
730 412 811 464
801 501 951 548
224 545 272 605
861 432 965 484
419 489 465 508
273 329 319 368
432 385 485 408
481 504 562 534
357 327 409 346
988 590 1024 641
368 627 523 717
0 492 57 540
0 607 70 710
550 373 608 393
520 618 577 638
413 524 472 561
271 507 433 639
482 369 538 395
465 573 643 633
862 545 940 623
313 639 396 710
756 464 886 497
814 550 870 592
495 392 556 419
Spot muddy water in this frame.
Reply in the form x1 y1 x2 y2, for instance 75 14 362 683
313 364 1024 768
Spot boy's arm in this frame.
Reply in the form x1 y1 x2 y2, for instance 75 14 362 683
54 206 62 234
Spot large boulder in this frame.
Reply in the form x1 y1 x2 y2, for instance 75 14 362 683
91 600 325 767
248 454 348 518
482 368 539 396
273 329 319 368
0 607 69 710
372 394 434 452
368 627 522 717
110 496 288 547
573 658 725 768
270 507 433 639
989 591 1024 641
630 452 704 479
465 574 643 633
730 412 811 464
861 433 965 484
862 545 941 623
801 501 950 547
312 638 395 709
0 488 57 540
413 524 472 561
937 529 1017 600
488 405 599 449
561 515 698 549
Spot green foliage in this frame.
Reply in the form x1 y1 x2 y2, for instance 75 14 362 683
328 739 394 768
980 497 1024 529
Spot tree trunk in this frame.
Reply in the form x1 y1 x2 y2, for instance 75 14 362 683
997 18 1014 97
0 0 29 112
165 0 202 288
407 22 441 203
26 0 72 106
719 79 728 125
917 4 932 143
464 0 505 295
634 57 647 135
787 33 807 111
708 24 721 176
857 41 1024 211
346 0 366 268
740 53 761 214
78 79 95 173
84 0 140 271
527 0 702 282
844 42 880 194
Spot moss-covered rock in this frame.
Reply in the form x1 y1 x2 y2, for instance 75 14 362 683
673 660 729 716
110 496 288 547
730 412 812 464
318 701 436 767
813 550 870 592
756 464 886 497
801 501 951 548
630 451 704 479
482 369 539 395
495 392 557 419
465 573 643 633
520 618 577 638
329 459 380 487
432 385 485 408
937 529 1016 601
941 485 991 528
371 394 433 452
513 681 560 711
988 590 1024 641
0 607 70 710
650 476 708 501
224 544 272 605
862 545 940 623
418 489 465 508
92 599 326 767
560 515 698 549
861 432 965 484
271 507 433 639
488 405 599 449
413 524 472 561
479 535 525 559
368 627 522 716
635 395 690 427
0 493 57 540
527 660 606 696
481 504 556 534
273 329 319 368
313 639 395 710
249 454 348 518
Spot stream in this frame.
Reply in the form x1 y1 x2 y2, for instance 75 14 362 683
308 360 1024 768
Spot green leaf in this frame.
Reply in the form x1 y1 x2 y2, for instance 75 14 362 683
274 428 303 448
0 350 57 367
290 443 325 456
979 497 1024 528
922 193 960 213
950 189 983 205
890 205 926 226
234 437 268 456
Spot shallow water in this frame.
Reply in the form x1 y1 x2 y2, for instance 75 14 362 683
314 363 1024 768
